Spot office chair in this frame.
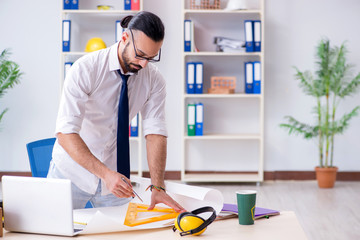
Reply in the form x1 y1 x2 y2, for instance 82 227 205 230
26 138 56 178
26 138 92 208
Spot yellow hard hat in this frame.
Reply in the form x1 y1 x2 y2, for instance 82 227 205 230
85 38 106 52
97 5 113 10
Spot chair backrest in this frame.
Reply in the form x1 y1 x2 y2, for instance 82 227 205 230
26 138 56 178
26 137 93 208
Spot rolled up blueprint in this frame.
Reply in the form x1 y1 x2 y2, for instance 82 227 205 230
74 176 223 234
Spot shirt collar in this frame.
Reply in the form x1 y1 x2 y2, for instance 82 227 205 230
108 42 134 76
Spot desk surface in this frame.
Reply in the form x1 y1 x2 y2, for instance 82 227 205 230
2 211 308 240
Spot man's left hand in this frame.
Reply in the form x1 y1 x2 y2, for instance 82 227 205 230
148 189 186 213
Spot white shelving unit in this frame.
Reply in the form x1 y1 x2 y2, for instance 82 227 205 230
184 9 262 14
181 0 265 183
184 93 262 98
60 0 144 177
62 10 141 14
184 52 262 56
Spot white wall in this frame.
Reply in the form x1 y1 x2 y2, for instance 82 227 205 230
265 0 360 171
0 0 359 172
0 0 61 170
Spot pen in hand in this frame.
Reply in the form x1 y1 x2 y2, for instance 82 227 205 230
121 177 143 202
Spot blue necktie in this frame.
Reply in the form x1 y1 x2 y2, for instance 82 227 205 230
116 70 130 178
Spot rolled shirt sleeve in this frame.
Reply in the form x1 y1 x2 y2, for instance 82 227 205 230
141 69 168 137
55 60 91 135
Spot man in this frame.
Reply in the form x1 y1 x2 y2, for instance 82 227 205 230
48 11 185 212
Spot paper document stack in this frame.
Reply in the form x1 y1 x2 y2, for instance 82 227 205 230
214 37 245 52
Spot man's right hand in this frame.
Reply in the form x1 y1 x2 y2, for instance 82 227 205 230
103 171 135 199
57 133 135 199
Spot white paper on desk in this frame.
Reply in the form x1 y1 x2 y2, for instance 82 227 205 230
131 176 224 214
74 176 223 234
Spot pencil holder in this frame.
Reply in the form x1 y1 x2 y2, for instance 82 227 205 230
190 0 221 9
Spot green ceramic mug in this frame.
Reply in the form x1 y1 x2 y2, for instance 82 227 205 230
236 190 257 225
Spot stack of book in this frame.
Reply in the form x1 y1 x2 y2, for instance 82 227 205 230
214 36 245 53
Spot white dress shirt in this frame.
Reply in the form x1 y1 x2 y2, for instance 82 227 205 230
52 42 168 195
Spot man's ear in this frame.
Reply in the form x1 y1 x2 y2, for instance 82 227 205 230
122 31 129 43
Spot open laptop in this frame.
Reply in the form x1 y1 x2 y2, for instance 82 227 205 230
2 176 84 236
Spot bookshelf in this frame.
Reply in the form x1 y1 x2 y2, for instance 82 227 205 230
181 0 265 183
60 0 144 177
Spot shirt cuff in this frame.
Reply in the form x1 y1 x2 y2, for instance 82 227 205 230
142 118 168 137
55 116 83 134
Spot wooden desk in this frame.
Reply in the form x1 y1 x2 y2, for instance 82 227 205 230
2 211 307 240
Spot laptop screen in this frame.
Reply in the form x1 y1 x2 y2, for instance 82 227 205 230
2 176 77 236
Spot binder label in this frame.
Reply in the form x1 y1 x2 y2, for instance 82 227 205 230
185 21 191 41
63 21 70 41
246 63 253 84
245 21 253 42
131 115 138 127
196 63 203 84
254 62 260 81
254 21 261 42
64 62 73 78
196 104 203 123
188 64 195 84
116 21 122 43
188 105 195 125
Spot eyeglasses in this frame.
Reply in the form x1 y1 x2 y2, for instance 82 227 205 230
129 29 161 62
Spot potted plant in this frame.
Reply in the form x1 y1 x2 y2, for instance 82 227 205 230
0 49 22 129
280 39 360 188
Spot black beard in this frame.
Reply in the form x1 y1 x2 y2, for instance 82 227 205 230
122 44 142 73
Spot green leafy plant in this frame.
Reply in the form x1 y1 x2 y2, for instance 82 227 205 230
0 49 23 129
280 39 360 168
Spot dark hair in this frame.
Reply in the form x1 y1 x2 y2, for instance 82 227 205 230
120 11 165 42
